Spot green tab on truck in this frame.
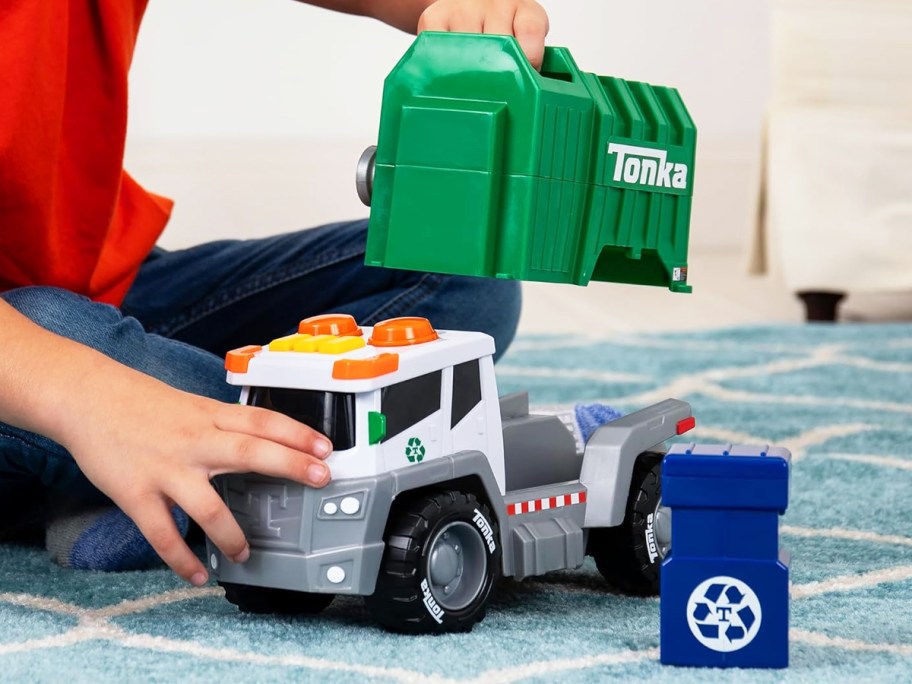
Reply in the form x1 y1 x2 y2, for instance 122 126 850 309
358 31 696 293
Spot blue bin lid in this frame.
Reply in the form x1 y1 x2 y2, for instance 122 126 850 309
663 444 791 511
664 443 791 479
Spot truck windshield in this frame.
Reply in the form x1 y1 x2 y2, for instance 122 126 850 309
247 387 356 451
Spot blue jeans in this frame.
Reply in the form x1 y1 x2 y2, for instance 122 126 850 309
0 220 521 515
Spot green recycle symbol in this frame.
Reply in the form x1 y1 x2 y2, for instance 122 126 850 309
405 437 426 463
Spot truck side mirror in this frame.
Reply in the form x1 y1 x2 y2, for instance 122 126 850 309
368 410 386 445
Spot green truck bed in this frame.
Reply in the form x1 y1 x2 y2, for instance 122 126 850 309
362 32 696 293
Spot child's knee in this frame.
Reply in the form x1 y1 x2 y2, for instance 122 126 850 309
477 278 522 360
2 285 147 354
428 276 521 361
2 286 122 336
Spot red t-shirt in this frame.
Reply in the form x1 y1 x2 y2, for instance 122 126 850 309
0 1 172 306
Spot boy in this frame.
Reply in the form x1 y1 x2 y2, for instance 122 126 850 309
0 0 547 586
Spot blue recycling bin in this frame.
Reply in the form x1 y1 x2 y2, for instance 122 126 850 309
660 443 791 669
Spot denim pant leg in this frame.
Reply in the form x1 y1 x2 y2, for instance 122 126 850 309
121 219 522 362
0 287 238 510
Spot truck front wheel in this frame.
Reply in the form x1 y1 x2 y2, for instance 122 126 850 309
589 451 669 595
366 491 500 634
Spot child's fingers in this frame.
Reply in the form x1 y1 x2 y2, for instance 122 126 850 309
482 7 517 37
215 433 331 488
216 404 332 459
417 4 449 33
419 1 486 33
124 496 208 585
446 7 484 34
513 4 548 69
418 0 548 71
173 480 249 565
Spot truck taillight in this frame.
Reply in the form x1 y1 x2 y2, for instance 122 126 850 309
676 416 696 435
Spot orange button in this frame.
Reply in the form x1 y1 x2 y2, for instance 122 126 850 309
299 314 362 337
225 345 262 373
332 353 400 379
369 317 438 347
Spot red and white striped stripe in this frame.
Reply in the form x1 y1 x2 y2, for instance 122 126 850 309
507 490 587 516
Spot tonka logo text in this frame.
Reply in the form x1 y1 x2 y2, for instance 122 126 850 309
421 578 444 624
608 143 688 191
645 513 658 564
472 509 497 553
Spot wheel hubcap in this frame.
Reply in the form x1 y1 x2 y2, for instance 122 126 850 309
653 499 672 559
427 521 487 611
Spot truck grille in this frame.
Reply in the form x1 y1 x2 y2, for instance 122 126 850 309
223 476 304 549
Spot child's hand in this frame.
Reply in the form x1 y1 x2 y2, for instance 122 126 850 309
57 362 333 586
2 299 331 587
417 0 549 69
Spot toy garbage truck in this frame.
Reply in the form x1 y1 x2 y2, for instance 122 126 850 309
209 314 695 633
356 32 696 293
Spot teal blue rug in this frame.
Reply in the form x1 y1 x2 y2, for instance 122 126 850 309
2 324 911 682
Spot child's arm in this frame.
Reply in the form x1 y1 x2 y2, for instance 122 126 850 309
303 0 549 68
0 300 332 585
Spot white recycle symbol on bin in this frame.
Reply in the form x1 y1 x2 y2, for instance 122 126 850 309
686 576 763 652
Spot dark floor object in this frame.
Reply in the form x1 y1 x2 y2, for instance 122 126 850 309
797 291 846 322
221 582 335 615
0 479 46 546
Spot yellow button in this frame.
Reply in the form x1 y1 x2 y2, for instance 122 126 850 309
294 334 334 352
268 334 312 351
318 336 367 354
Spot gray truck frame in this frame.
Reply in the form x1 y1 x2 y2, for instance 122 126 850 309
209 395 692 633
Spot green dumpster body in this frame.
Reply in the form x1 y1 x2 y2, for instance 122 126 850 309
366 32 696 293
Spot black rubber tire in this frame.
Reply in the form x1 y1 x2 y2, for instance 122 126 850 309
220 582 334 615
589 451 666 596
365 490 500 634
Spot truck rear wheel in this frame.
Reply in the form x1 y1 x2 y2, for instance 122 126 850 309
220 583 334 615
589 451 669 595
365 490 500 634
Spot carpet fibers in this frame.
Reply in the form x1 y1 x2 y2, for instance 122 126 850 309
2 324 911 682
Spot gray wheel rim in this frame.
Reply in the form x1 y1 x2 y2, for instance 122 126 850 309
653 498 672 559
356 145 376 206
427 520 487 611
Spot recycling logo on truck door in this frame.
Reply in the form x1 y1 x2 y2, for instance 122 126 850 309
686 576 762 652
405 437 426 463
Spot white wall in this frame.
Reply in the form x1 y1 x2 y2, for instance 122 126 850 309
126 0 770 249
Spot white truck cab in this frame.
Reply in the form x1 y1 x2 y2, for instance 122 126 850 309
227 314 505 487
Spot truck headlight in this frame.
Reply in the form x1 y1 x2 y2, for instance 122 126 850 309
319 490 367 519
